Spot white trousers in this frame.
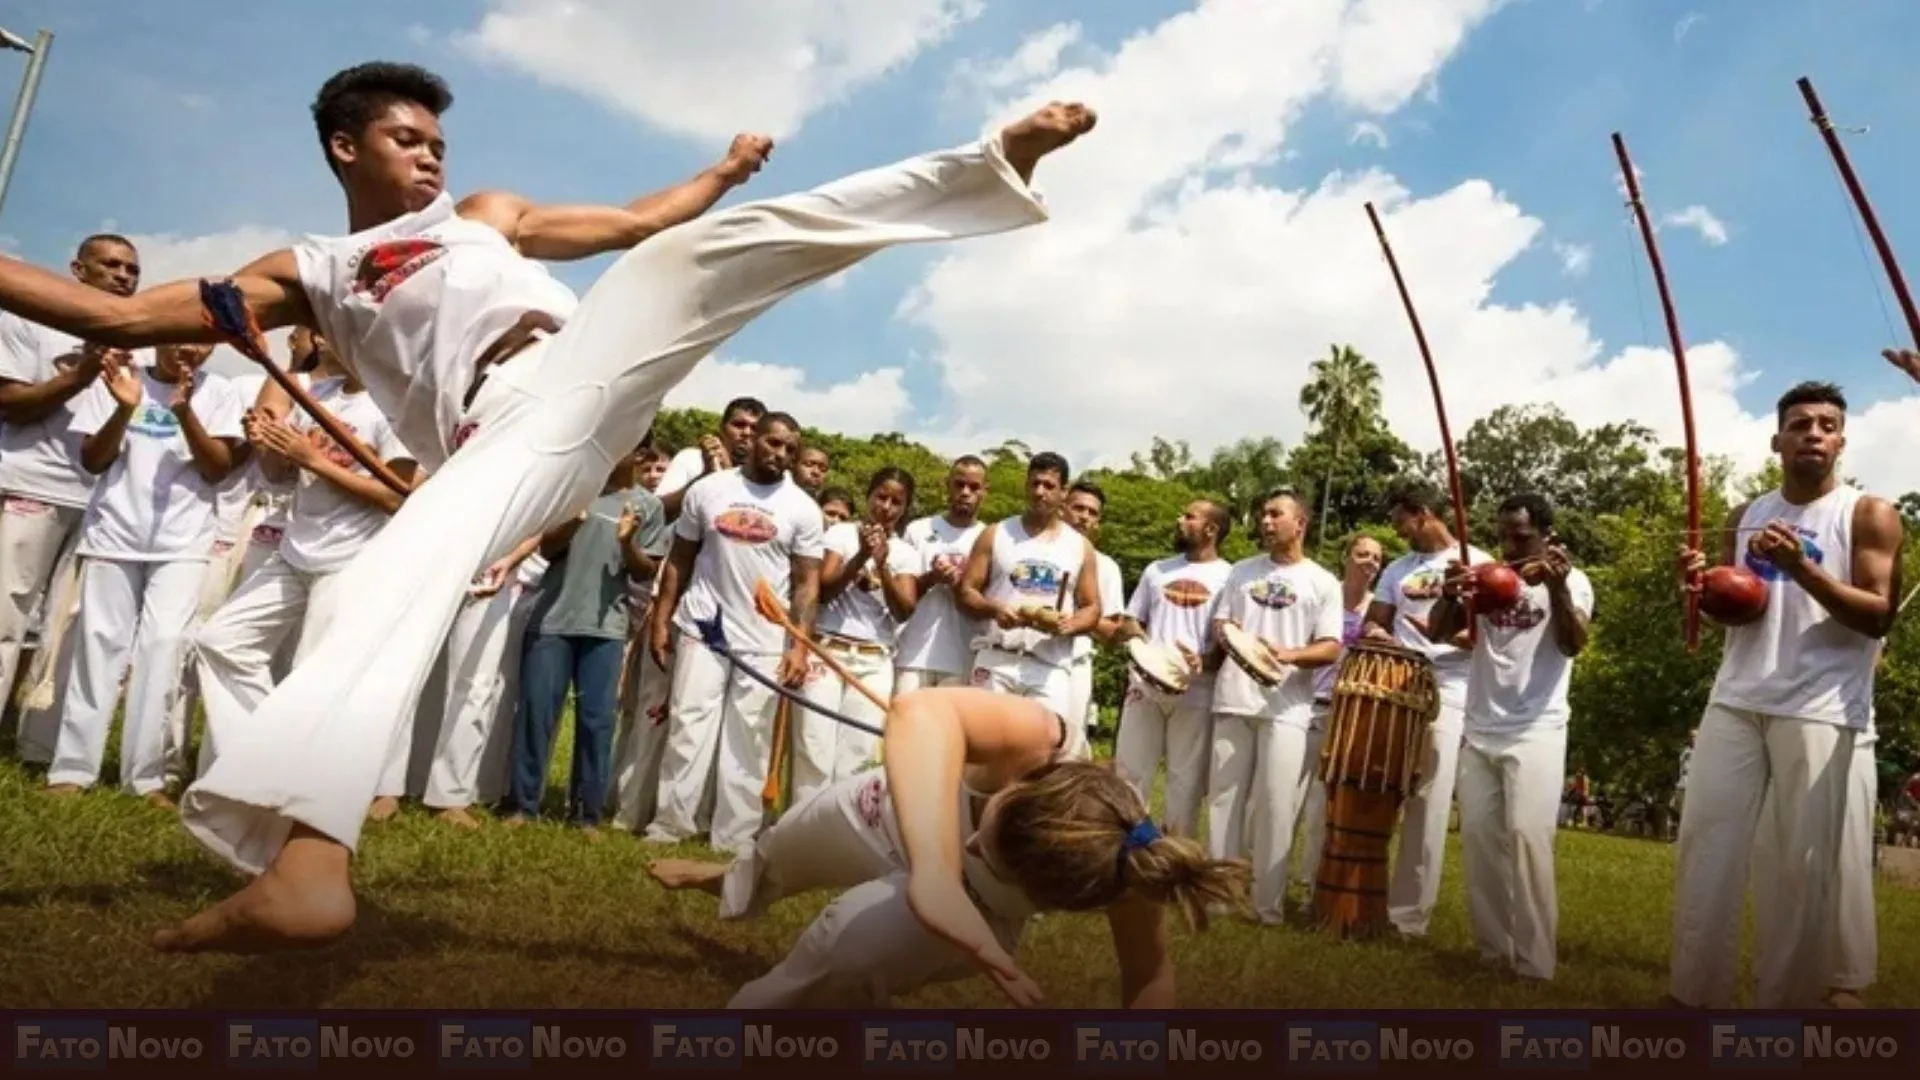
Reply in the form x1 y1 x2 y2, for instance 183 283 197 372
48 557 208 793
1669 704 1854 1008
1456 723 1567 980
1388 705 1463 936
1068 656 1094 731
971 646 1072 718
1116 684 1212 836
793 642 889 807
646 635 783 854
608 637 672 830
178 134 1049 874
423 583 538 809
893 667 968 695
1751 733 1877 994
1207 713 1310 922
170 533 295 783
0 495 82 709
1294 712 1329 886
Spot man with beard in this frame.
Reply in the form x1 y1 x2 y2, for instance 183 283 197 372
1062 480 1127 737
0 234 141 751
894 455 989 694
1111 499 1232 837
1669 381 1901 1009
1364 480 1493 939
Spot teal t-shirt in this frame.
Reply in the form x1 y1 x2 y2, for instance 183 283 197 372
532 486 668 641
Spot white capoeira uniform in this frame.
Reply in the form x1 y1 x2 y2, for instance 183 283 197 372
1068 551 1124 733
891 513 985 695
1205 552 1341 921
192 376 412 779
1455 564 1593 981
794 521 918 806
422 553 546 811
609 576 669 830
1294 608 1367 887
1115 553 1231 837
49 369 243 794
0 312 109 762
970 517 1090 719
1373 543 1493 936
177 133 1054 874
646 467 824 853
724 713 1083 1008
1670 484 1875 1008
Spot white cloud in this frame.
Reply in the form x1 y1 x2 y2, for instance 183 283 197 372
406 23 433 46
1349 121 1390 149
898 0 1920 498
952 22 1080 95
1662 204 1730 245
459 0 982 142
1553 241 1592 277
664 358 911 436
1674 13 1704 43
118 225 300 373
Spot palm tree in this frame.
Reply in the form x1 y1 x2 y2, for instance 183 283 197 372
1298 344 1383 549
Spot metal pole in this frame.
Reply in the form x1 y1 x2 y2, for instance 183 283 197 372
0 29 53 219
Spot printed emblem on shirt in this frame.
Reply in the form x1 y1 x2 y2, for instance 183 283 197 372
1485 597 1547 631
1248 575 1298 610
1007 558 1063 597
352 238 447 303
309 427 360 471
714 506 778 543
1401 567 1445 601
129 404 182 440
929 552 964 578
857 774 887 831
1163 578 1214 608
1743 528 1824 582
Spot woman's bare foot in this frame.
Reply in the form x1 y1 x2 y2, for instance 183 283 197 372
648 859 727 895
44 783 82 797
366 796 400 823
151 829 356 953
1001 102 1098 184
145 791 177 811
436 807 482 830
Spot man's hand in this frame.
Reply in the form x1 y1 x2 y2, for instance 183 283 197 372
1176 642 1202 676
101 353 142 409
1748 521 1808 573
72 343 123 378
1885 348 1920 385
616 504 639 545
699 434 731 474
1362 621 1395 642
933 554 964 586
1676 544 1706 592
470 557 515 599
250 415 316 468
776 643 809 687
1438 560 1475 601
859 522 889 562
649 614 675 673
167 374 193 412
715 134 775 187
993 603 1028 631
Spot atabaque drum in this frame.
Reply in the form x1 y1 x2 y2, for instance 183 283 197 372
1311 638 1439 938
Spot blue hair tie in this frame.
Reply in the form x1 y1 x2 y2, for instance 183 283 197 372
1118 819 1161 873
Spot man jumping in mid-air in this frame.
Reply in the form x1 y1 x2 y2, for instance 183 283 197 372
0 60 1095 954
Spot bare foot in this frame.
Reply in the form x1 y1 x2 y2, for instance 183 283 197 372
44 783 83 798
436 807 482 830
151 828 356 953
500 814 529 830
1001 102 1098 184
1826 989 1866 1009
145 791 177 811
366 796 400 823
648 858 727 895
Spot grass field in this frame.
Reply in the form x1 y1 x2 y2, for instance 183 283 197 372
3 722 1917 1011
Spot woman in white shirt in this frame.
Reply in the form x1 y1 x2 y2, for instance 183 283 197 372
792 467 920 806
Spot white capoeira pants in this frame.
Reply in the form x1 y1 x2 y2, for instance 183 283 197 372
1206 713 1311 923
48 557 208 794
1750 731 1877 995
1456 723 1567 980
608 636 671 831
1116 683 1212 837
1669 703 1854 1008
1068 655 1094 731
724 773 1028 1008
1294 709 1329 886
168 528 291 783
423 583 539 810
971 646 1073 728
1388 704 1463 936
894 667 968 695
191 553 351 777
0 495 83 713
646 633 783 853
178 133 1051 874
793 639 889 808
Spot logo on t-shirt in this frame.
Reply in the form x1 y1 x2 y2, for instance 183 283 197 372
930 552 963 578
129 404 181 440
1164 578 1214 608
309 427 359 471
1248 575 1297 610
1486 598 1547 631
352 238 447 303
1007 558 1064 596
857 774 887 831
1743 528 1824 582
1401 568 1445 601
714 506 778 543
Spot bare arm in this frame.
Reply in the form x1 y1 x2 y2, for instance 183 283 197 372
541 513 587 560
620 537 660 582
1058 545 1104 637
1364 598 1396 634
1106 896 1176 1008
0 348 103 425
817 547 864 607
1426 591 1467 643
881 563 920 624
0 249 309 348
308 456 416 516
173 400 238 484
789 555 822 638
1788 497 1905 639
1273 636 1342 669
652 536 697 625
80 401 135 474
1545 573 1591 658
954 525 1003 620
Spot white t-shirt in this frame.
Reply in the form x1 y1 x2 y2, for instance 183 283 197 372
671 468 825 656
818 521 921 646
209 372 307 546
1072 550 1126 662
1373 543 1495 720
279 377 413 575
1212 553 1344 726
894 514 987 676
0 313 140 508
69 369 246 562
1465 567 1595 734
657 446 707 502
975 516 1089 669
1124 554 1233 705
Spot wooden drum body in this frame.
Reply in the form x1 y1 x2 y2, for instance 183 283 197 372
1311 639 1439 938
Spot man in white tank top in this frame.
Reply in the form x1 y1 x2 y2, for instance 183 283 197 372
893 457 990 694
0 62 1096 951
1062 482 1129 739
956 453 1103 724
1668 381 1903 1009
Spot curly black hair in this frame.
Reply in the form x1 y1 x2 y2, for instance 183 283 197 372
311 62 453 175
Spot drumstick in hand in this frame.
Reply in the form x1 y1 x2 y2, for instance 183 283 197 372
752 579 889 712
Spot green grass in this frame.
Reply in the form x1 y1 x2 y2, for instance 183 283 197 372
2 718 1917 1011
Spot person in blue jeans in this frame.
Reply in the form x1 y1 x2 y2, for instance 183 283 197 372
506 445 668 833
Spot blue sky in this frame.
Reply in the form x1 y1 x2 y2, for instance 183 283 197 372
3 0 1918 491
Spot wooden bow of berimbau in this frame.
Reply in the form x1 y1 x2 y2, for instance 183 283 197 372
1611 133 1704 653
1364 202 1476 645
198 279 411 497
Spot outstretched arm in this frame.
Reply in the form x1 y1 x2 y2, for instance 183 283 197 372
0 250 309 349
455 135 773 263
